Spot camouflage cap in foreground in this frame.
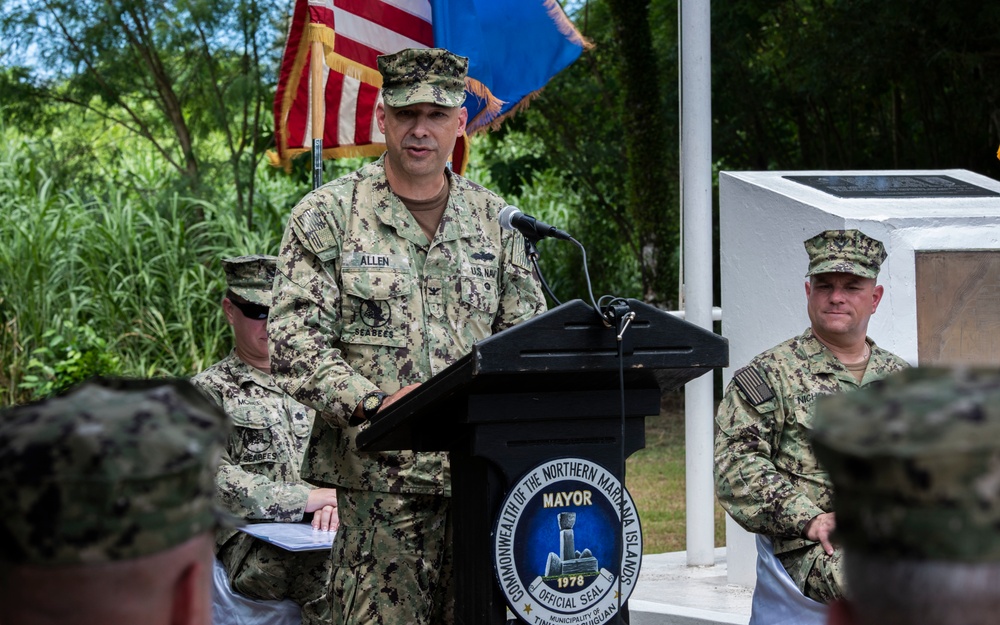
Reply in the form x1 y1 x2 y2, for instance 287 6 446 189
0 377 232 565
377 47 468 108
223 254 277 306
804 229 886 279
812 367 1000 562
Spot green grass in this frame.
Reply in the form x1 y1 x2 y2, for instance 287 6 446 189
626 394 726 554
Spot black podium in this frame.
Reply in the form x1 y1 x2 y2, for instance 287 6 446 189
356 299 728 625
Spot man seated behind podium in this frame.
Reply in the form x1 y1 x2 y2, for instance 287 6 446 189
192 255 336 625
0 378 229 625
267 47 547 624
714 229 908 603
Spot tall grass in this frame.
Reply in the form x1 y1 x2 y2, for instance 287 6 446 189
0 121 633 405
0 126 304 405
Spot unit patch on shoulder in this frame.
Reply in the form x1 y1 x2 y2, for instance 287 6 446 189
733 366 775 406
293 207 338 254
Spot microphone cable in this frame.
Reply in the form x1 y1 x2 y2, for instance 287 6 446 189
522 234 602 320
511 208 640 621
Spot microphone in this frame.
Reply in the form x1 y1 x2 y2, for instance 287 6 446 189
498 205 572 241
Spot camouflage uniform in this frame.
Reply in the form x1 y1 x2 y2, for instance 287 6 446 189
268 48 547 625
716 329 907 599
0 377 230 565
812 367 1000 563
193 351 331 624
714 229 907 603
811 368 1000 625
193 254 331 625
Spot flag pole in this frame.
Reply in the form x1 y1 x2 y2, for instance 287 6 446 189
310 40 325 190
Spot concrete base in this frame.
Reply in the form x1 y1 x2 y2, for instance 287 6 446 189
629 549 751 625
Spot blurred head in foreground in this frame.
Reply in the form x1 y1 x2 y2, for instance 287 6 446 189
0 377 231 625
812 367 1000 625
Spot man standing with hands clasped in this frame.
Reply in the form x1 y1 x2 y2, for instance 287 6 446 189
267 48 547 625
715 229 908 603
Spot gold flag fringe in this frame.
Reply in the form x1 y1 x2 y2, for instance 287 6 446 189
465 1 590 133
543 0 594 50
274 3 591 169
481 87 545 133
268 143 386 172
465 77 506 133
273 23 388 171
307 24 384 87
273 31 311 171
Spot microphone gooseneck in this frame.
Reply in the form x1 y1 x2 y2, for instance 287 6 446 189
499 206 572 241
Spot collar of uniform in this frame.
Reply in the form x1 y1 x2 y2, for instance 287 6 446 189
800 328 875 377
433 169 475 244
224 349 280 393
370 156 474 245
369 155 427 246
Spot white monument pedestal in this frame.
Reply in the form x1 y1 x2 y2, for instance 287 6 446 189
719 169 1000 587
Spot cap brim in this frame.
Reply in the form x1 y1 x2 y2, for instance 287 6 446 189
806 261 878 279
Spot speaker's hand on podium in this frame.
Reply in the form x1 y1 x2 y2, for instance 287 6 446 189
351 383 423 425
382 383 421 411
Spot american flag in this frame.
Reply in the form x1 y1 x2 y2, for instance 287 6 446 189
271 0 587 174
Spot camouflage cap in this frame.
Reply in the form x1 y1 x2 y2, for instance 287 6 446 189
377 47 468 108
223 254 277 306
803 229 886 279
0 377 233 565
812 367 1000 562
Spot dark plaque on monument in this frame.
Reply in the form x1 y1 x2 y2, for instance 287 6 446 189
784 174 1000 199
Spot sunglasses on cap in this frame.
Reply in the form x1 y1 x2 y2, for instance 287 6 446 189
230 298 269 320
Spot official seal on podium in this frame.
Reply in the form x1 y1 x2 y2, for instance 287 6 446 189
492 457 643 625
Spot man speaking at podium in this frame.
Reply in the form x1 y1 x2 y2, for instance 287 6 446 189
268 47 547 625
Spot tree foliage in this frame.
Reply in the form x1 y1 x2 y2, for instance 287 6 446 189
0 125 301 405
475 0 681 308
714 0 1000 178
0 0 284 221
481 0 1000 308
605 0 678 306
2 0 1000 396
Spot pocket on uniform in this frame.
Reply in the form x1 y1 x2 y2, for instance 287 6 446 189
460 275 499 314
227 403 282 465
234 425 281 465
332 525 375 569
283 396 314 439
331 526 375 622
340 269 410 348
229 403 280 429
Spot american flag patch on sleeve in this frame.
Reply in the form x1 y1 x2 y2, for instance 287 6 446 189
733 366 775 406
294 207 337 253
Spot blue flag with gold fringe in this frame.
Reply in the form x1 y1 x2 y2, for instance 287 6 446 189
432 0 589 133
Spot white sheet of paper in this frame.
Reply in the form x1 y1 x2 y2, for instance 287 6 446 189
238 523 336 552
